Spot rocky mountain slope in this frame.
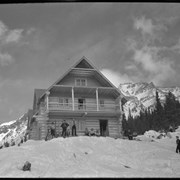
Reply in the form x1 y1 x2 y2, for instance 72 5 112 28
119 82 180 119
0 113 28 147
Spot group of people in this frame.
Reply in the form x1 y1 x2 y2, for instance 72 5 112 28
46 120 77 140
85 128 100 137
61 120 77 138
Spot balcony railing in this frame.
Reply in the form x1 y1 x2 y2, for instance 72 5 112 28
47 102 120 112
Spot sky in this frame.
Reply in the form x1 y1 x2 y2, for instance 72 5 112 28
0 2 180 123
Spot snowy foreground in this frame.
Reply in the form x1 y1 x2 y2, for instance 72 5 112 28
0 132 180 177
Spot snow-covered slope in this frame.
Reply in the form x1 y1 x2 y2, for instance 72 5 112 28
119 82 180 119
0 114 28 146
0 128 179 177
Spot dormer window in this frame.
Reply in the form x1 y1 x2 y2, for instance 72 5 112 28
75 78 87 86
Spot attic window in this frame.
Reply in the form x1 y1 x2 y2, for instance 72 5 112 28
75 78 87 86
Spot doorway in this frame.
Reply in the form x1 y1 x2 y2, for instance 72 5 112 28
99 120 109 136
78 98 86 110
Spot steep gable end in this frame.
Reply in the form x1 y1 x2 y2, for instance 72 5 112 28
39 57 121 99
74 58 94 69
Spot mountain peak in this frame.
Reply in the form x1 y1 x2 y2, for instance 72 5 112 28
119 82 180 119
0 113 28 146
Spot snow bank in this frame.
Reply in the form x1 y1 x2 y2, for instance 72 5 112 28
144 130 161 139
0 135 180 178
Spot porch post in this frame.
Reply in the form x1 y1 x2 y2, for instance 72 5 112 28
72 87 75 111
46 91 50 111
96 88 99 111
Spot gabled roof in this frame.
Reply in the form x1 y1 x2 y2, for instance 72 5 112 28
39 56 122 99
73 58 94 69
34 89 46 100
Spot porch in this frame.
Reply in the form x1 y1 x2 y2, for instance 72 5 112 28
39 85 122 114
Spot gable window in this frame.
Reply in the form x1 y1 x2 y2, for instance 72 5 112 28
75 78 87 86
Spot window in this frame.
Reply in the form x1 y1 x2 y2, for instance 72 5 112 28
81 79 86 86
75 78 87 86
59 98 64 106
76 79 81 86
65 98 69 106
78 98 86 110
59 98 69 106
100 99 104 108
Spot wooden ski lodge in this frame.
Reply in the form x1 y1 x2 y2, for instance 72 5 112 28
29 57 124 140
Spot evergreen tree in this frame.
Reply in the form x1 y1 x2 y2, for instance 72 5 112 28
164 91 180 130
144 109 150 132
122 112 128 136
154 91 164 131
125 90 180 136
127 108 134 133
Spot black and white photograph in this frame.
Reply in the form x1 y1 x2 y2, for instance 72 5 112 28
0 1 180 178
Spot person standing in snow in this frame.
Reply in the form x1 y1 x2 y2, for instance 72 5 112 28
127 129 133 140
169 125 173 132
66 125 70 137
45 128 52 141
50 122 56 138
61 120 69 138
72 120 77 136
176 136 180 154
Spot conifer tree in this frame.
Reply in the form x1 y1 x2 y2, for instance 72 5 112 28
124 90 180 136
127 108 134 133
154 91 164 131
164 91 180 130
122 112 128 136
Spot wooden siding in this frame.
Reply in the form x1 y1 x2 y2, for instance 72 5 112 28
30 114 121 140
85 118 99 131
29 121 40 140
45 116 120 138
108 118 120 138
85 117 119 138
29 115 48 140
58 75 106 87
46 118 86 136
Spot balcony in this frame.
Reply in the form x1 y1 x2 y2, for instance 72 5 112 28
48 102 120 112
36 85 122 116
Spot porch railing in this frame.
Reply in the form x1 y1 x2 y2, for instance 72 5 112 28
47 102 120 112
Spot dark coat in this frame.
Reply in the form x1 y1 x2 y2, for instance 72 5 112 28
61 122 69 130
176 139 180 146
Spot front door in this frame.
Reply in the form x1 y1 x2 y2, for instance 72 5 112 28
99 120 109 136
